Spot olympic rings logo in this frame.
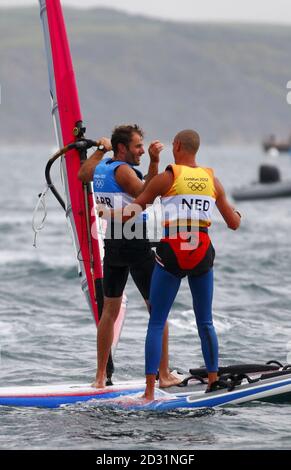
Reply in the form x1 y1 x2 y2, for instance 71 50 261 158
95 179 104 189
187 182 206 191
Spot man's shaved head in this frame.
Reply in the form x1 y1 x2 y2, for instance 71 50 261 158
174 129 200 154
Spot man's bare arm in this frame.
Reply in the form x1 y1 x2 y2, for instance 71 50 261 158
98 171 173 221
115 141 165 198
78 138 112 183
143 140 164 190
120 171 173 221
115 165 144 198
215 177 241 230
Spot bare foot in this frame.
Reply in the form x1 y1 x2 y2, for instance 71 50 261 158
159 371 184 388
140 393 154 403
91 379 106 389
112 394 154 407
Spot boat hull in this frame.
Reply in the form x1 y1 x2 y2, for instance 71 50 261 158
232 180 291 201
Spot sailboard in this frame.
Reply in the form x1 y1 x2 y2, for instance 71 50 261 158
1 364 291 409
38 0 126 375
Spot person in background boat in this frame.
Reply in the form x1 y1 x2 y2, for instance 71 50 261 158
78 124 181 389
119 129 241 400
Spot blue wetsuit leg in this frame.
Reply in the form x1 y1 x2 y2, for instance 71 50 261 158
188 269 218 372
145 263 181 375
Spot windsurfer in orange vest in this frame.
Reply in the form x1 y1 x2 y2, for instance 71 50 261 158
120 129 241 400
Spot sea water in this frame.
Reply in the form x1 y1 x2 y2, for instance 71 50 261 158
0 144 291 450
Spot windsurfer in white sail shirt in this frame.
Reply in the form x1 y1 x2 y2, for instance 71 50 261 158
78 124 182 389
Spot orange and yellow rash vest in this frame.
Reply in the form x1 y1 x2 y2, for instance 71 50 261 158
161 164 217 232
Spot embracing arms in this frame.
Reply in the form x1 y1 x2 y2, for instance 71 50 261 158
78 138 164 198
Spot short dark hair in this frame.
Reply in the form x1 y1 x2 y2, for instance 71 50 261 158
111 124 144 154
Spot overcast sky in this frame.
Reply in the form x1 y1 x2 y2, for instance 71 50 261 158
1 0 291 24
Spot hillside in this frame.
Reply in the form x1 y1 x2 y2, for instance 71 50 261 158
1 7 291 144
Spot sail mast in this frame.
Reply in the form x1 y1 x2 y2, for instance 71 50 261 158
39 0 103 325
